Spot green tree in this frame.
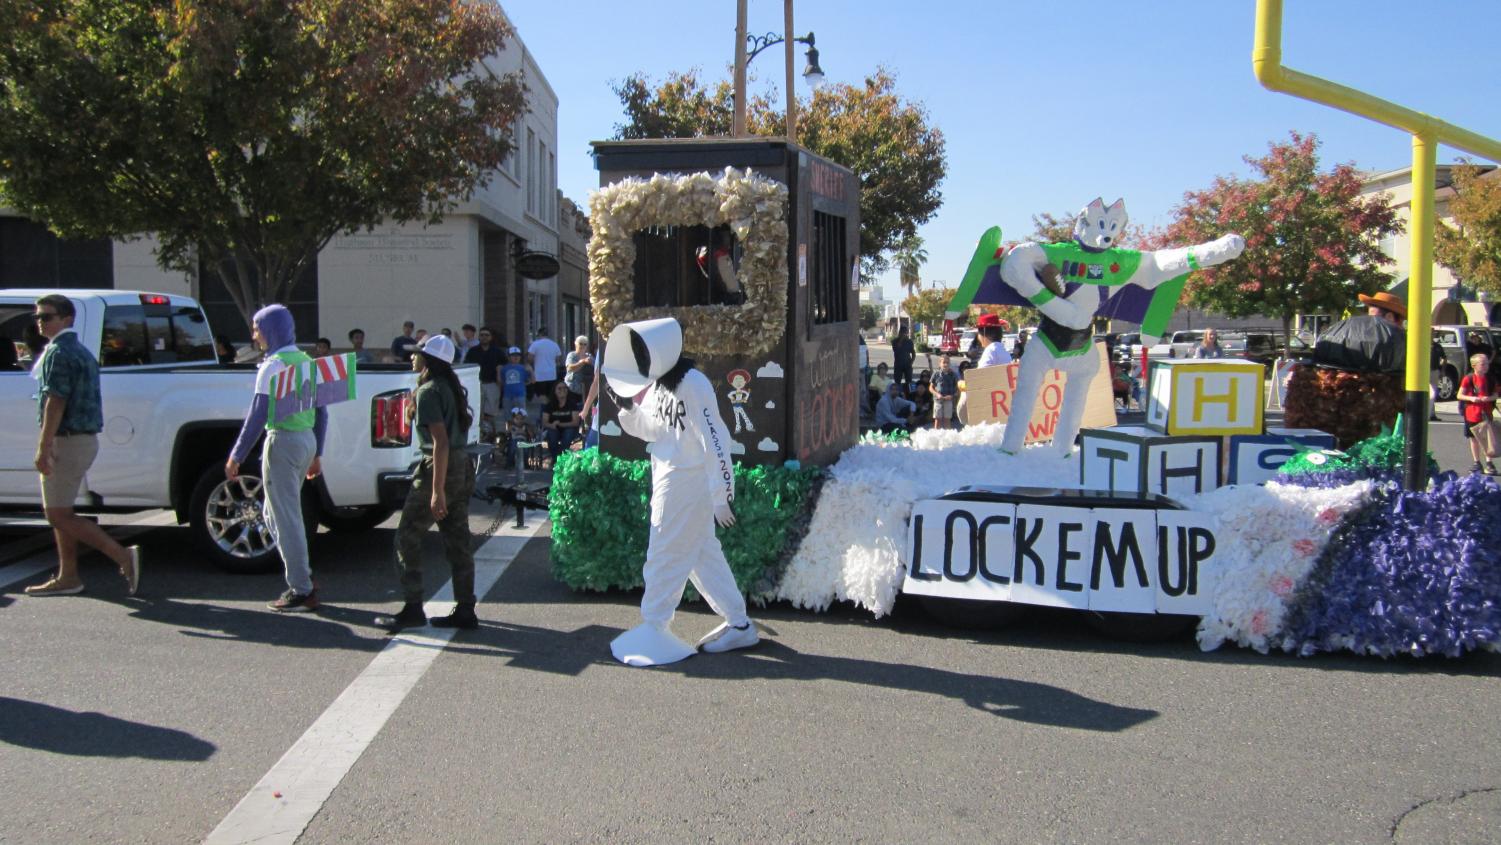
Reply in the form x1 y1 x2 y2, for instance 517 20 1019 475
893 233 927 298
902 287 951 337
1155 132 1402 347
859 303 881 331
612 67 946 275
1436 163 1501 295
0 0 526 331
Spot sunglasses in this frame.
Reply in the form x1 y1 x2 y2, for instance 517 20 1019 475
34 312 60 323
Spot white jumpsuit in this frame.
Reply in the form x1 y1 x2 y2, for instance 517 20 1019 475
617 368 749 630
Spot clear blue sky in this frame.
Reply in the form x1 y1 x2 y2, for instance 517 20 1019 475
506 0 1500 296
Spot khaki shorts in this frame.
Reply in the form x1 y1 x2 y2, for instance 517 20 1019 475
40 433 99 509
935 398 955 420
480 382 501 418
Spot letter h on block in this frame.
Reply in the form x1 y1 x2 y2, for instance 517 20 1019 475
1145 360 1264 436
1078 425 1222 499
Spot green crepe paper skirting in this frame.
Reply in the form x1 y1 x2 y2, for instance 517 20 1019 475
549 448 822 600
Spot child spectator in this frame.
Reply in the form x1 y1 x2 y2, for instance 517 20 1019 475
500 346 531 412
1458 352 1500 475
505 406 537 469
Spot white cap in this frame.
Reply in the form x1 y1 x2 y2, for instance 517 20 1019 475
420 334 456 364
601 318 682 396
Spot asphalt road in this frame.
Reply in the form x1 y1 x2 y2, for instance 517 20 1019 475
3 480 1499 843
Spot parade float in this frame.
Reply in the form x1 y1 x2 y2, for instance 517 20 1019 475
551 138 1501 660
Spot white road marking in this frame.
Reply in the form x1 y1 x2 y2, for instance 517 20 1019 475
203 520 547 845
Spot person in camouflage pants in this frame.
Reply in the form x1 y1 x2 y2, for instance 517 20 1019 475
395 449 476 612
380 334 480 632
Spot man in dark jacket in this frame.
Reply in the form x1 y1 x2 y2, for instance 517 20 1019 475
891 329 915 394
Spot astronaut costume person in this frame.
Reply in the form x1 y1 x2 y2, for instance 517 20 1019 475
601 318 760 666
998 198 1245 456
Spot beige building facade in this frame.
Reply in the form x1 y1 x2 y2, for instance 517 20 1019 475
1361 163 1499 327
0 2 588 354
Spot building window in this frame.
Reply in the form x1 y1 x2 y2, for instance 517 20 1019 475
526 128 538 216
630 224 743 309
811 211 849 326
503 126 520 180
549 150 557 225
0 217 113 289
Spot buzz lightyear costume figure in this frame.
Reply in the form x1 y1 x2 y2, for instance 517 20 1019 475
601 318 760 666
949 198 1244 456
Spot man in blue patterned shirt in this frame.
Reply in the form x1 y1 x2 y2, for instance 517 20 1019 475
26 294 140 597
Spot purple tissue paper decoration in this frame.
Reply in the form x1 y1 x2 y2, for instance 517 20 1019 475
1279 474 1501 657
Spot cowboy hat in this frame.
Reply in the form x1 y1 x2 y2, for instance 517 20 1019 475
975 314 1009 328
1357 291 1407 320
601 318 683 396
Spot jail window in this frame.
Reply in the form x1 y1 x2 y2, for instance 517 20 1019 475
811 211 848 326
631 224 745 309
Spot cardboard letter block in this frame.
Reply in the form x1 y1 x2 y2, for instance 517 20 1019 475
1079 426 1222 498
1145 359 1265 436
1227 427 1338 485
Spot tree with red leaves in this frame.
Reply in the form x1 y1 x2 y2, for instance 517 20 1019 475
1155 132 1402 349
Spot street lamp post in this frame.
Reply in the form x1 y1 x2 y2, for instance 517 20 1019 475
731 0 825 141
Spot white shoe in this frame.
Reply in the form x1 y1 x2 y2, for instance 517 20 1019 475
697 621 760 653
611 622 696 667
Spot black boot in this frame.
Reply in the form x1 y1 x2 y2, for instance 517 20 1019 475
379 601 427 633
430 602 479 629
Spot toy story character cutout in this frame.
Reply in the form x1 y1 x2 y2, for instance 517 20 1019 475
725 369 754 433
948 198 1245 456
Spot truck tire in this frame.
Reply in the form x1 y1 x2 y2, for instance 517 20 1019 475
318 505 395 533
916 595 1028 630
188 463 317 574
1435 365 1459 403
1083 610 1197 643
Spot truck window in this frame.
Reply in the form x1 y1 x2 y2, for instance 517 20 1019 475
101 305 151 366
155 306 214 363
0 306 33 371
101 303 215 365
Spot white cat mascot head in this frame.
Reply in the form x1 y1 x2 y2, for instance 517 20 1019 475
1073 198 1128 250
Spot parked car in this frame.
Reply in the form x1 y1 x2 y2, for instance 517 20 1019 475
0 289 482 572
1167 329 1206 358
1432 324 1501 401
1216 330 1313 371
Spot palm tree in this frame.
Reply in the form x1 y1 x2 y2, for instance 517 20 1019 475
894 233 928 299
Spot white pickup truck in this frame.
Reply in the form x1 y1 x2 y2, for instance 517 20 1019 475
1 289 480 572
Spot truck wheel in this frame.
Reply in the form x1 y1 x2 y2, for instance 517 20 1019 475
188 464 317 574
318 505 395 533
916 595 1028 629
1435 366 1459 403
1084 611 1197 643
